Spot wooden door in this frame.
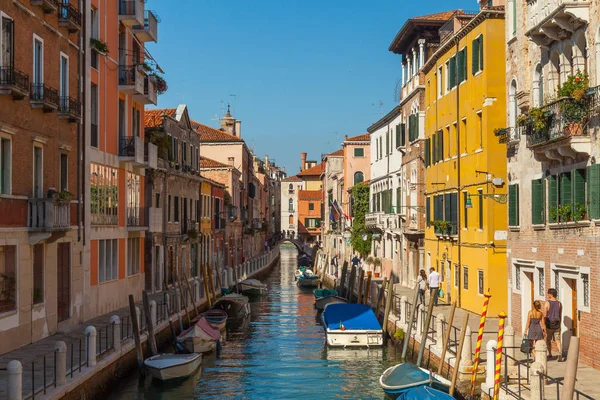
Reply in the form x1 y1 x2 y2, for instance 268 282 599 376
57 243 70 323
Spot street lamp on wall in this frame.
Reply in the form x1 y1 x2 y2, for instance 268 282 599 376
465 193 508 209
361 233 368 241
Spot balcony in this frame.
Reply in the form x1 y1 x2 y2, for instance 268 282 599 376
133 75 157 105
28 199 70 232
58 4 81 33
118 136 145 166
288 224 296 230
401 74 421 100
365 212 383 229
30 0 58 14
228 205 238 221
382 214 402 231
30 83 59 112
525 0 589 46
118 65 145 95
118 0 144 26
494 127 519 144
146 142 157 169
433 221 458 237
126 206 146 229
148 207 161 233
133 10 158 43
524 95 593 162
57 96 81 122
0 67 29 100
182 219 199 236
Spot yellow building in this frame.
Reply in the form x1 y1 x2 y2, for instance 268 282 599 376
422 8 507 315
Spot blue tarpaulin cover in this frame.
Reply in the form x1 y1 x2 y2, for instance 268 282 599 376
322 304 381 331
399 386 454 400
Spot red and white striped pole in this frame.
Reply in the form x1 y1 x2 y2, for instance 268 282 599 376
470 290 492 398
493 311 507 400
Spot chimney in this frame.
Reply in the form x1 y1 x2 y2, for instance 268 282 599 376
235 120 242 138
344 134 348 140
228 157 235 167
265 155 270 168
220 104 236 135
301 152 307 171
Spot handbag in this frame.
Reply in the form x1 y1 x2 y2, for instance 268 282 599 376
520 337 531 354
438 288 444 299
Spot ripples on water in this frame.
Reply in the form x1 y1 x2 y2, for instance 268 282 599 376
110 248 400 399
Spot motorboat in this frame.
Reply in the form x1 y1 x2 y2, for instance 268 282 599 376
321 303 383 347
294 267 311 280
379 363 451 398
298 253 312 267
313 288 347 310
177 317 221 353
297 273 321 288
212 293 251 319
204 309 228 331
144 353 202 381
239 279 267 296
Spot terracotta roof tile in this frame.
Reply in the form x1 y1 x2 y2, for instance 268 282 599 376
328 149 344 157
199 156 230 169
145 108 177 128
412 10 460 21
297 162 325 177
202 176 226 188
345 133 370 142
282 176 303 182
298 190 323 201
191 120 243 142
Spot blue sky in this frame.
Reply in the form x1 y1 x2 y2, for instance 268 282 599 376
146 0 474 175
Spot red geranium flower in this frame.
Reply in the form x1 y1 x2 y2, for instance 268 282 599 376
576 77 581 82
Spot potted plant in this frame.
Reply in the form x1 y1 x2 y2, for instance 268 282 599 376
373 258 382 277
90 38 109 54
573 203 587 222
55 190 73 205
432 220 451 235
47 187 58 199
516 114 529 126
556 70 589 135
187 227 198 240
153 75 168 95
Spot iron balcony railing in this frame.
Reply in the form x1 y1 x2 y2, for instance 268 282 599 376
119 136 136 157
58 3 81 28
30 83 59 107
58 96 81 118
0 66 29 92
118 65 137 86
126 206 146 227
118 0 138 16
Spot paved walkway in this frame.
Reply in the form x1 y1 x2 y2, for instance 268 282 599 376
389 284 599 400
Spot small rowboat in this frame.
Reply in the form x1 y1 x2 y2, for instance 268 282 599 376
177 317 221 353
313 289 347 310
204 309 228 331
379 363 451 398
297 275 321 288
144 353 202 381
239 279 267 296
212 293 251 319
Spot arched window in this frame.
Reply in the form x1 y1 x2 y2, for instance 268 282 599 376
574 32 587 73
533 64 544 107
563 42 574 80
288 198 294 212
288 183 293 190
509 79 518 130
354 171 364 185
550 51 561 93
289 215 294 225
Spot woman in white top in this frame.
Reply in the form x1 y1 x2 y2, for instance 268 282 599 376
417 269 427 305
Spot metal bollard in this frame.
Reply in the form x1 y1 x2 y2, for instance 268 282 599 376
111 315 121 351
150 300 157 328
7 360 22 400
485 340 497 388
85 326 97 367
55 341 67 386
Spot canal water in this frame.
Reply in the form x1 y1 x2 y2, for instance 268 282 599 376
110 247 402 399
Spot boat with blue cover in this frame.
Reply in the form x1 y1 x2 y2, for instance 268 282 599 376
392 385 454 400
379 362 451 398
321 303 383 347
313 288 347 310
297 270 321 288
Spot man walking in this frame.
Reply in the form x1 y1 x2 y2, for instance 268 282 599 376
351 254 360 268
427 267 440 306
331 254 339 277
544 288 563 361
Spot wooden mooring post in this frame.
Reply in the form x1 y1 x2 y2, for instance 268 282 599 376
357 269 365 304
347 266 357 302
375 277 387 316
142 290 158 356
450 314 470 397
363 272 372 305
339 262 348 298
416 295 435 367
437 302 456 376
128 295 144 370
183 273 198 319
176 273 192 327
401 282 421 361
382 280 394 340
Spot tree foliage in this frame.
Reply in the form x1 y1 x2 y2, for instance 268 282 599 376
350 183 372 257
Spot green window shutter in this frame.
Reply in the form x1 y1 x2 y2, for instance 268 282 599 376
396 187 401 212
425 137 431 167
587 164 600 219
450 192 458 234
560 172 572 206
508 184 519 226
463 192 468 228
449 56 456 88
548 175 558 222
439 130 444 161
431 133 436 163
531 179 545 225
472 38 479 74
426 197 431 227
458 49 465 83
479 35 484 71
414 114 419 141
395 124 401 148
572 169 586 209
444 193 451 222
401 123 406 146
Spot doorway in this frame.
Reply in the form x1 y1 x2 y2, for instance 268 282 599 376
521 271 534 330
57 243 70 323
560 276 578 349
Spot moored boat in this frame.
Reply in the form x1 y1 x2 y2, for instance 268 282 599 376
379 363 451 398
314 288 347 310
204 309 228 331
144 353 202 381
297 275 321 288
177 317 221 353
321 303 383 347
294 267 311 280
239 279 267 296
212 293 251 319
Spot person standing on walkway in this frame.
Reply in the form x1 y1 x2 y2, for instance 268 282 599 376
524 300 547 358
417 269 427 305
427 267 440 306
331 254 339 277
351 254 360 268
544 288 563 361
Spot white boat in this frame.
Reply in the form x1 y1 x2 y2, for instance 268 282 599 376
239 279 267 296
294 268 313 280
144 353 202 381
379 363 451 398
177 317 221 353
321 303 383 347
212 293 251 319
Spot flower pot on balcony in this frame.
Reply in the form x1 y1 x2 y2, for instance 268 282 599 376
566 122 584 136
374 272 380 278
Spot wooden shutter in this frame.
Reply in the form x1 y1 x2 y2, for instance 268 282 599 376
560 172 572 206
548 175 558 222
400 123 406 146
396 187 401 213
439 130 444 161
472 37 479 74
508 184 519 226
431 133 436 163
463 192 468 228
587 164 600 219
426 197 430 227
449 55 456 88
414 114 419 141
444 193 451 223
457 49 465 83
425 137 431 167
572 169 585 208
395 124 401 148
479 35 484 71
450 193 458 234
531 179 545 225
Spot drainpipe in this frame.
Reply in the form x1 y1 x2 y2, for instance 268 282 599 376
78 0 86 243
455 37 462 309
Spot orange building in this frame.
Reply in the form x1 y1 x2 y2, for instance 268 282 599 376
84 0 161 318
298 190 322 240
